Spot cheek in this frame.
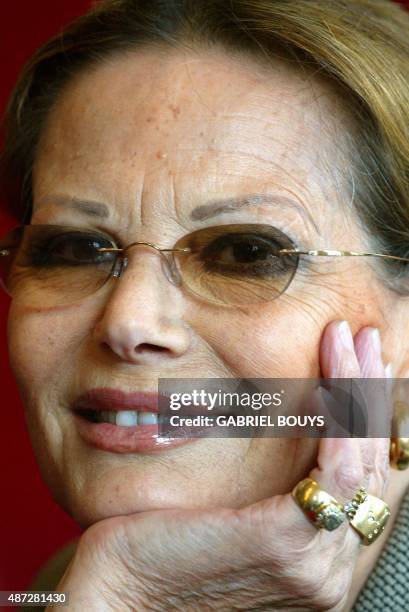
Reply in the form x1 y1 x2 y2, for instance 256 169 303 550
187 300 322 377
191 266 371 378
6 303 85 395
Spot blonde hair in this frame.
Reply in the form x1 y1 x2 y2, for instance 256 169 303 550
1 0 408 291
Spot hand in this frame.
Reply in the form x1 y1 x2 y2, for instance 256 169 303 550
48 321 391 612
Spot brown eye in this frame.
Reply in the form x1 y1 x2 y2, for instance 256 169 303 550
203 233 280 264
171 223 299 306
200 231 293 278
30 232 115 267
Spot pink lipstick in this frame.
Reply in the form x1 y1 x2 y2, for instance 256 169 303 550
72 387 193 453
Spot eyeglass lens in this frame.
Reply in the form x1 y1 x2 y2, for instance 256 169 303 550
0 224 299 307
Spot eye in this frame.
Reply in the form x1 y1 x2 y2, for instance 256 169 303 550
28 230 116 267
200 230 295 277
205 233 279 263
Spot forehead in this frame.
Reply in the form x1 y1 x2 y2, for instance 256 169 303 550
32 46 349 227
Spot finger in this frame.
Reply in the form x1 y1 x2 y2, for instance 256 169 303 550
255 436 362 557
281 321 365 541
256 321 362 546
320 321 391 495
324 327 391 509
353 327 386 378
352 327 391 497
253 396 364 549
254 321 388 552
356 326 392 425
352 326 393 424
320 320 361 378
306 437 365 552
317 321 374 500
310 437 366 505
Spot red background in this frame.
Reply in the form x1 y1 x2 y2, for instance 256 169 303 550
0 0 93 597
1 0 408 600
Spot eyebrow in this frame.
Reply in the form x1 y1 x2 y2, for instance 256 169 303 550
35 195 110 218
190 194 319 233
35 193 319 233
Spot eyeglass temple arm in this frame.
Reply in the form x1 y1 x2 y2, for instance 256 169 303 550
96 245 409 262
1 245 408 263
97 245 409 262
279 249 409 263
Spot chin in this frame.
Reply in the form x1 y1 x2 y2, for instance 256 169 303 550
59 473 212 528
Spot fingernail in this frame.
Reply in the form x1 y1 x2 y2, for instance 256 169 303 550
385 363 394 399
385 363 393 379
369 328 382 356
336 320 355 352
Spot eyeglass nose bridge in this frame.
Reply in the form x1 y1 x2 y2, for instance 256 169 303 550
99 241 185 287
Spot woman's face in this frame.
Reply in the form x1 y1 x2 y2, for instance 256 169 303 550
7 47 394 526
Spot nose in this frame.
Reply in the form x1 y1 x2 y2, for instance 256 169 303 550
93 246 192 364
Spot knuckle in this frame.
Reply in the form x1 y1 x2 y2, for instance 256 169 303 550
372 443 391 496
379 441 391 479
251 498 317 558
310 572 350 611
360 440 375 475
293 572 327 605
247 506 356 612
333 461 366 499
80 516 130 567
291 555 350 610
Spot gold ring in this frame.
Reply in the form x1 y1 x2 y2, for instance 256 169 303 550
390 437 409 470
292 478 346 531
344 487 391 545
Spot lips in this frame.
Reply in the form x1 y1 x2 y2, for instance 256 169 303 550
73 387 162 412
72 387 192 453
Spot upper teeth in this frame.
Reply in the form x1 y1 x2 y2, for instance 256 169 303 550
97 410 158 426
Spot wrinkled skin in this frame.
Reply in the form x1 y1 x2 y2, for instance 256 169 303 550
6 47 409 609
